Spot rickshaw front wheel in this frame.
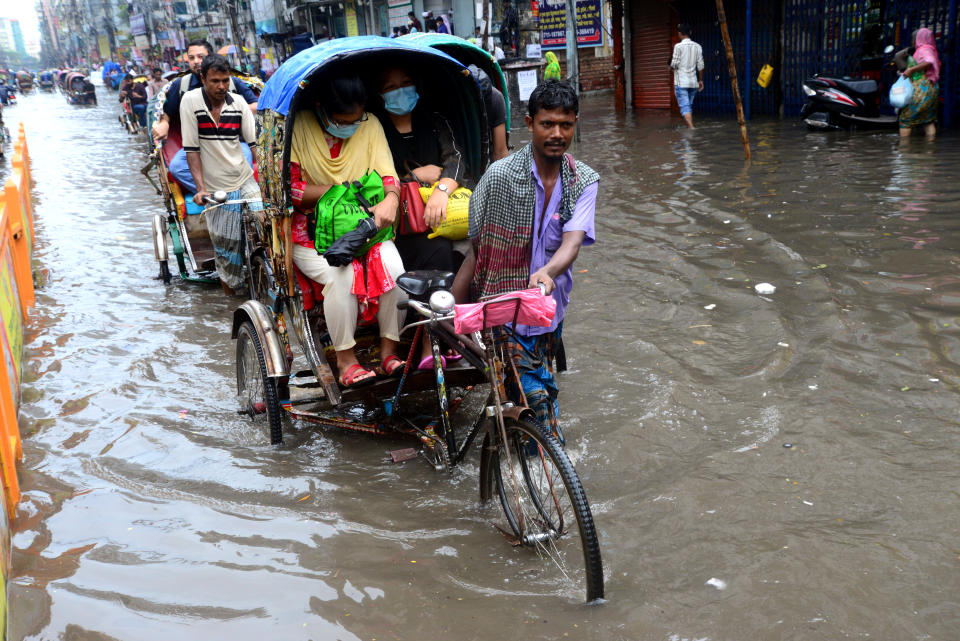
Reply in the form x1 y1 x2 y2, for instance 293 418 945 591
481 417 604 603
158 260 171 285
236 321 283 445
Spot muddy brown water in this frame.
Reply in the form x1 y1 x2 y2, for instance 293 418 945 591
3 86 959 640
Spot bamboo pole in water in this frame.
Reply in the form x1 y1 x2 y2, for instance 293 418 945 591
715 0 751 160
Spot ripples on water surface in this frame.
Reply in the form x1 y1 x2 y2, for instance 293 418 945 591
4 88 959 640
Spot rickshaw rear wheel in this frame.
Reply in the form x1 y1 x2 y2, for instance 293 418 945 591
480 416 604 603
236 320 283 445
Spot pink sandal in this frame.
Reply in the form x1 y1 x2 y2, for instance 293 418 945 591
418 355 447 371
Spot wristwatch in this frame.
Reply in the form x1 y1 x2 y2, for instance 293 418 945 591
435 183 450 195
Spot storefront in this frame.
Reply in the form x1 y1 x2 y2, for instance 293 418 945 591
626 0 958 126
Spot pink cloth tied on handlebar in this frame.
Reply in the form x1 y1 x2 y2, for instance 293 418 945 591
454 289 556 334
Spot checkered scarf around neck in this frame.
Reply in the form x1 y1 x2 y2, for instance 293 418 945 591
469 143 599 299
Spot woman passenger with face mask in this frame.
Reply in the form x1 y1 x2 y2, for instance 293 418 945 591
287 75 407 388
376 66 469 369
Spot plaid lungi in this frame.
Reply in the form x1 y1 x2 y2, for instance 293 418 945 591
203 177 263 290
503 323 564 445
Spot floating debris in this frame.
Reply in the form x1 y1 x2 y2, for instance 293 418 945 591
754 282 776 295
704 304 716 310
706 577 727 590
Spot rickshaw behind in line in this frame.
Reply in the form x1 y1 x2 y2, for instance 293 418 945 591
145 70 267 290
65 72 97 106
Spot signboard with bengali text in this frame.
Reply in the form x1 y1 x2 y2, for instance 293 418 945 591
345 0 360 36
388 0 413 28
538 0 604 49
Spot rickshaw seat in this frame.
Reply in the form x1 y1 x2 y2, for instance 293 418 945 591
162 130 182 166
397 270 455 300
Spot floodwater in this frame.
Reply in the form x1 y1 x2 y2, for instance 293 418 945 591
4 86 959 640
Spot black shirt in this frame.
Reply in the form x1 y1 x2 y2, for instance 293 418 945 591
487 87 507 128
379 109 468 186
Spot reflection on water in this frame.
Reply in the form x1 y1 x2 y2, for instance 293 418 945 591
7 89 960 640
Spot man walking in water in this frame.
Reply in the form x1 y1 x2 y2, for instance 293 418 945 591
181 54 263 295
670 23 705 128
454 80 598 441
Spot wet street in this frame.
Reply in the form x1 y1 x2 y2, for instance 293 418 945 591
4 85 959 640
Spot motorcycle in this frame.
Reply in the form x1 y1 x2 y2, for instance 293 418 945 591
800 45 899 131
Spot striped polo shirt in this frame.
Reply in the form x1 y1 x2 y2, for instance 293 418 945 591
180 88 256 193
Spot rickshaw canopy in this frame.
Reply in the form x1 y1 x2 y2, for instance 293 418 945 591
259 36 469 116
66 72 87 89
398 32 511 130
257 35 489 181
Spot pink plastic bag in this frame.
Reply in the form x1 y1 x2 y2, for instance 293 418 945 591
454 289 556 334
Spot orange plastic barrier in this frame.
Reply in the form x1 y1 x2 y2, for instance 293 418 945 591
0 123 34 520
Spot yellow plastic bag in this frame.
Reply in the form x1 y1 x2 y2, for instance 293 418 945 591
757 64 773 88
419 184 472 240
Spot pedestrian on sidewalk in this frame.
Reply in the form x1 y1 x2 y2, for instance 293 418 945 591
670 23 704 129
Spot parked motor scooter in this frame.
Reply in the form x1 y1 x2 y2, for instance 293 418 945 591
800 45 900 131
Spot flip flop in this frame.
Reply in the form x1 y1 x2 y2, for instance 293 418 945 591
339 363 377 388
418 355 447 371
381 354 405 378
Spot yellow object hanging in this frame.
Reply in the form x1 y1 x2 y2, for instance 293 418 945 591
757 64 774 88
419 184 472 240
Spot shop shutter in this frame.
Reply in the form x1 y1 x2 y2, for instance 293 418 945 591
631 1 673 109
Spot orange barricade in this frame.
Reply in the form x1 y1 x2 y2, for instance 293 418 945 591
0 123 35 520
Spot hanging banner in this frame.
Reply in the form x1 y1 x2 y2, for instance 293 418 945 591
251 0 278 34
539 0 604 49
98 35 111 59
345 0 360 36
130 13 147 36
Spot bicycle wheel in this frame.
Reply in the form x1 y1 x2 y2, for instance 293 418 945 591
236 321 283 444
482 416 604 602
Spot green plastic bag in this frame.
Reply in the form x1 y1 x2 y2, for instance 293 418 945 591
314 171 395 256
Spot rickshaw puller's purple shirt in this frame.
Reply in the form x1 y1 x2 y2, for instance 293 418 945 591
518 158 597 337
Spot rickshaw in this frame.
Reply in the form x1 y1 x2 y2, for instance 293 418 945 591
102 61 122 90
65 72 97 105
37 70 55 92
119 74 149 135
145 70 265 286
232 36 604 602
15 71 33 94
